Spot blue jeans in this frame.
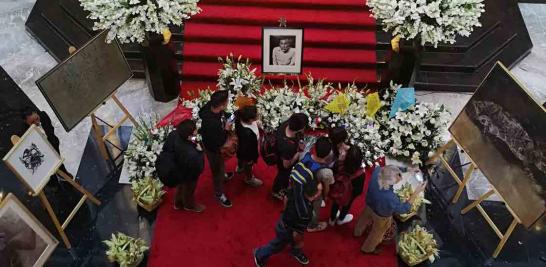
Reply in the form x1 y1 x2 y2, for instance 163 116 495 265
255 219 303 262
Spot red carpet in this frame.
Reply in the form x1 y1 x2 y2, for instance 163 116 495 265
148 157 397 267
179 0 378 97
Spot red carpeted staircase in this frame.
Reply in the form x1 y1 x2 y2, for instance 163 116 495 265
179 0 378 97
148 157 396 267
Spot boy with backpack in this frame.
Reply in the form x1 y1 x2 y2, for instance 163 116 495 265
267 113 309 201
289 137 333 232
253 179 322 266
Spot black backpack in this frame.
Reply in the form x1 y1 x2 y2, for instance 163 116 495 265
156 133 180 188
260 131 278 165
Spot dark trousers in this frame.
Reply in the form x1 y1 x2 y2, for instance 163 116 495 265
330 197 356 221
272 165 291 193
255 219 303 262
174 180 198 208
204 148 225 195
237 159 254 180
331 175 365 221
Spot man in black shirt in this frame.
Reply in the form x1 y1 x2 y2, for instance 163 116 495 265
272 113 309 200
254 179 321 266
198 90 234 208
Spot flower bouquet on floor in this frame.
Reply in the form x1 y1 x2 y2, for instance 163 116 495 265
394 182 430 222
125 115 172 181
397 225 439 266
104 233 148 267
131 176 166 212
377 82 451 166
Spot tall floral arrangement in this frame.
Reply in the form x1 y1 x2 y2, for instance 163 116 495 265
324 84 386 166
124 115 172 181
80 0 201 44
377 83 451 165
367 0 485 47
217 54 262 98
302 76 333 129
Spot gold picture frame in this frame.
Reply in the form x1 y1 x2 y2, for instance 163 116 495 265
0 193 59 267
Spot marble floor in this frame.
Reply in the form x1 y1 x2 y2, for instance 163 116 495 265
0 0 544 207
0 1 545 266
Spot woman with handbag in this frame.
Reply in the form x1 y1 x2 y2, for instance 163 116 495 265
234 105 263 187
329 145 365 226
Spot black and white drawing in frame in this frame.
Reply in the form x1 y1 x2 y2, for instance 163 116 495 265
0 193 59 267
262 28 304 74
2 124 62 194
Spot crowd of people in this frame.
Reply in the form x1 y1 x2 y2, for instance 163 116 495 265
160 90 427 266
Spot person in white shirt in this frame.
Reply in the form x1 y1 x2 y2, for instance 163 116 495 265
272 37 296 66
235 105 263 187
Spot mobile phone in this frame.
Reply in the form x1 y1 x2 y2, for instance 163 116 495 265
227 114 235 123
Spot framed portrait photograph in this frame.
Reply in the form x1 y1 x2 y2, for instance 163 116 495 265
262 27 304 74
0 193 59 267
2 125 63 195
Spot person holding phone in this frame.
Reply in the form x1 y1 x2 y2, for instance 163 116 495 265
199 90 234 208
353 165 427 255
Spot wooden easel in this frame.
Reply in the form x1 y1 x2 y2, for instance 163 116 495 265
428 139 522 258
426 139 478 203
10 135 101 249
460 188 521 258
90 94 139 161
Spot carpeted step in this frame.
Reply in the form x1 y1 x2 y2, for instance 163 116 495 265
183 42 377 66
181 62 377 85
202 0 368 9
178 0 377 96
192 4 375 30
184 23 376 49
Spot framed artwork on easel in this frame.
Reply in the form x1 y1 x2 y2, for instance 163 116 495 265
262 27 304 74
2 125 62 195
0 193 59 267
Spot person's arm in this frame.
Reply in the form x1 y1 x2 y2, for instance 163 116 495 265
273 48 279 65
292 185 312 230
289 50 296 65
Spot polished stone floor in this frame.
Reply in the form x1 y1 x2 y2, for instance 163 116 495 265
0 1 545 266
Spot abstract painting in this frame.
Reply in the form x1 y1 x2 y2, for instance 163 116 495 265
0 193 58 267
450 62 546 228
2 125 62 194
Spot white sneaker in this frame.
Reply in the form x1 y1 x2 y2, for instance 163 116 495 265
336 214 354 225
320 200 326 208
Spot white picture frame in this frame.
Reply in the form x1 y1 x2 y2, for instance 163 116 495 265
262 27 304 74
0 193 59 267
2 125 63 195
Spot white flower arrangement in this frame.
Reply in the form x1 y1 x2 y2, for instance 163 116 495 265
377 83 451 165
217 54 262 98
367 0 485 47
80 0 201 44
256 85 307 132
302 75 333 129
124 114 172 181
324 84 386 166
